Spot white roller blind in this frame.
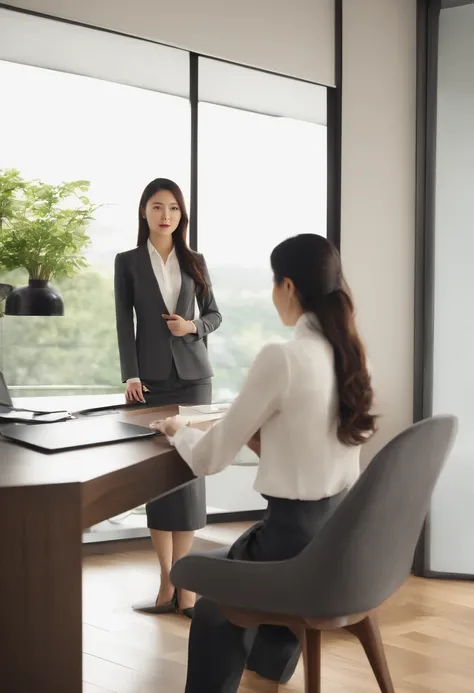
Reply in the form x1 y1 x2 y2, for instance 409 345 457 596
1 0 335 86
0 7 189 97
199 58 327 126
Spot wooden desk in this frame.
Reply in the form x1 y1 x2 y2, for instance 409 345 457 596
0 402 194 692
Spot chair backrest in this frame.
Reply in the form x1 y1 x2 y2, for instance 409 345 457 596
292 416 457 618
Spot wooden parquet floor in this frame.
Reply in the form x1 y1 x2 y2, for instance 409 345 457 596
82 523 474 692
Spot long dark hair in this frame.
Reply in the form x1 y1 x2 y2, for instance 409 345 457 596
137 178 208 296
271 234 376 446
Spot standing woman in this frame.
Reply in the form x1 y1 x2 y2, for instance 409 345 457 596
114 178 222 617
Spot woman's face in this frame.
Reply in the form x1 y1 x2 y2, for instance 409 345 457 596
272 276 301 326
143 190 182 239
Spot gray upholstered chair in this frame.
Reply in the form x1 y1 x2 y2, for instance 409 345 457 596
171 415 457 692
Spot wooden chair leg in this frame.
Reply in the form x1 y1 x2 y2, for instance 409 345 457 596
345 613 395 693
301 629 321 693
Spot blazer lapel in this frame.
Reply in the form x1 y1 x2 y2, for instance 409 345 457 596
137 243 168 314
175 267 194 317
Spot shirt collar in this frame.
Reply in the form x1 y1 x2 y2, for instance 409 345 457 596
294 312 322 339
147 238 176 261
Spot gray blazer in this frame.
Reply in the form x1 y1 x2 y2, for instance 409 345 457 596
114 244 222 382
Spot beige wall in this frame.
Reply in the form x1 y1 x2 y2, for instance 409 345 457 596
1 0 335 85
341 0 417 466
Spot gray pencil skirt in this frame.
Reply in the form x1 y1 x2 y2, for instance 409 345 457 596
142 361 212 532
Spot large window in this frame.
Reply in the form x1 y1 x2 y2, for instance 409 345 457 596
424 4 474 577
198 59 327 401
0 9 190 398
195 59 327 518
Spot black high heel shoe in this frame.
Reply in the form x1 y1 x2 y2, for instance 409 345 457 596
132 589 177 614
180 607 194 620
176 591 195 619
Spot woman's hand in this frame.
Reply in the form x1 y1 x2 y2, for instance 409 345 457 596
150 415 187 437
125 380 145 403
162 313 196 337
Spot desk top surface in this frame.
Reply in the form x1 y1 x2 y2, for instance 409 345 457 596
0 395 182 489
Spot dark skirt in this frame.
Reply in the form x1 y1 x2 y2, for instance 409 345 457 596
185 491 347 693
227 492 345 562
143 361 212 532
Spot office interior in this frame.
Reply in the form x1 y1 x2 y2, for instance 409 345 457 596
0 1 472 692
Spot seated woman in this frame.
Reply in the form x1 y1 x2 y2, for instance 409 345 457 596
154 233 377 693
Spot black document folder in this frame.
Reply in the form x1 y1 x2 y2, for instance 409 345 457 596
0 417 158 453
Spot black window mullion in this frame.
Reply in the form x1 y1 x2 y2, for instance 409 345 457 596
189 52 199 251
326 0 342 251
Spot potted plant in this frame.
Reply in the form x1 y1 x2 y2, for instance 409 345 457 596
0 169 98 315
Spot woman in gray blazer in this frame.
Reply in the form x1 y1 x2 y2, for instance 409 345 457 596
114 178 222 617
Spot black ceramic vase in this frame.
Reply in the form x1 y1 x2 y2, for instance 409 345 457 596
5 279 64 316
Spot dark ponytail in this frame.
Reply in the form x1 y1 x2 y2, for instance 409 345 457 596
271 234 376 447
137 178 208 297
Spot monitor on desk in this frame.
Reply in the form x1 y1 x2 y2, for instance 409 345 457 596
0 371 74 422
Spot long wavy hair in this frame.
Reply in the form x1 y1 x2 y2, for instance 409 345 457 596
137 178 208 296
271 234 376 446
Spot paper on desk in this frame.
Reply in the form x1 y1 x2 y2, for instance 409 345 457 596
176 412 224 425
178 403 232 416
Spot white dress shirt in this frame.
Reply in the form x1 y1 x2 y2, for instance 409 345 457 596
147 238 181 314
127 239 194 385
170 313 361 501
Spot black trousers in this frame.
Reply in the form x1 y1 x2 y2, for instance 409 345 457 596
184 491 345 693
144 361 212 532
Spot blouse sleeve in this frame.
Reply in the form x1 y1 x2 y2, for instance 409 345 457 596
171 343 289 476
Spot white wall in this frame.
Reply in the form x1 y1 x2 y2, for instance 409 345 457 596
429 4 474 574
2 0 335 86
341 0 417 467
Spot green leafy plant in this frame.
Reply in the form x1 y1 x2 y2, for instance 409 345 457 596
0 169 98 281
0 169 26 224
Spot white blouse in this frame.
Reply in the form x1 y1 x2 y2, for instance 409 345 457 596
147 238 181 314
170 313 361 501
